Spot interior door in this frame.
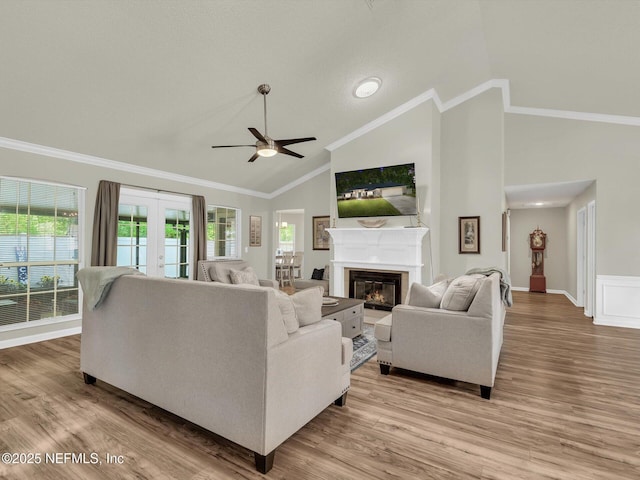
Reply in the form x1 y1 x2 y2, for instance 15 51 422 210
117 189 192 279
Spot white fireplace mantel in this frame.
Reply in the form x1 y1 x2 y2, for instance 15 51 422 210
327 227 428 297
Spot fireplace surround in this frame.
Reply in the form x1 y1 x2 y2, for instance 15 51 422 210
327 227 429 300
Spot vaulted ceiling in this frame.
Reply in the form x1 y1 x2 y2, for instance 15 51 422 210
1 1 638 195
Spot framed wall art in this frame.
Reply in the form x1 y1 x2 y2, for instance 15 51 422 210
249 215 262 247
312 215 331 250
459 216 480 254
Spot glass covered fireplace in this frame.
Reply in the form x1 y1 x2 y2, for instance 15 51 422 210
348 270 402 311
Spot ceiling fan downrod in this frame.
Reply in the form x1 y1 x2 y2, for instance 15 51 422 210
258 84 271 137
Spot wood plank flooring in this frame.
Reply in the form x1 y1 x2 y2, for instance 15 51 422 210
1 291 639 479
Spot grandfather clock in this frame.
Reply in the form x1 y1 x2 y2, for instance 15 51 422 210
529 227 547 293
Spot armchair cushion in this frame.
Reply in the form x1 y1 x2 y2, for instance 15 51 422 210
406 279 451 308
440 274 484 311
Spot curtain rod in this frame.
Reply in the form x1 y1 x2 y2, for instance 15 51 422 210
120 183 195 198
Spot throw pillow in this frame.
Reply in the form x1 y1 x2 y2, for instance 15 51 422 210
311 268 325 280
440 274 485 311
274 289 299 334
406 279 451 308
290 286 323 327
322 265 330 280
229 267 260 286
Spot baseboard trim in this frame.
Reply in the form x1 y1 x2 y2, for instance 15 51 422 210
0 326 81 350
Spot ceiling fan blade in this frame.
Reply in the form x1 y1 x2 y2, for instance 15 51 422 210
275 137 317 147
211 144 255 148
247 152 260 163
278 147 304 158
248 127 267 143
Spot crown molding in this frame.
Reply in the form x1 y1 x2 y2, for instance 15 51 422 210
505 105 640 126
325 88 443 152
267 162 331 199
325 78 640 152
0 136 271 199
2 78 640 201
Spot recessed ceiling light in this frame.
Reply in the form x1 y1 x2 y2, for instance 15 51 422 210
354 77 382 98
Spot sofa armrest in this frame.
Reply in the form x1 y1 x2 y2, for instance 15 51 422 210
264 319 348 453
259 278 279 289
293 278 329 295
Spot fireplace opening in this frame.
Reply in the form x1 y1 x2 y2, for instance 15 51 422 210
348 270 402 311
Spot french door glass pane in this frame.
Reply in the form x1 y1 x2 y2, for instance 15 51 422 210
117 204 148 271
164 208 190 279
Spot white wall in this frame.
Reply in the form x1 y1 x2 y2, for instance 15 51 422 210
509 207 568 291
440 88 506 275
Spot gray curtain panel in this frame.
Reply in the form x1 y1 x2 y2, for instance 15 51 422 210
192 195 208 270
91 180 121 266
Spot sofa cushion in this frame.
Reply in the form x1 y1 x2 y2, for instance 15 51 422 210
322 265 330 281
274 289 299 333
405 279 451 308
229 267 260 286
311 268 325 280
440 274 485 311
291 286 324 327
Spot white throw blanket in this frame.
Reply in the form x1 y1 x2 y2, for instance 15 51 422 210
77 267 144 310
465 267 513 307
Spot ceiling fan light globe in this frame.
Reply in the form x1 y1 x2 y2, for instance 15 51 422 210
257 145 278 157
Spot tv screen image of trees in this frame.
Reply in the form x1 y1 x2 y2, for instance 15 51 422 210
335 163 417 218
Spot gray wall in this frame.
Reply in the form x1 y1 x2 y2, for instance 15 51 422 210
505 114 640 276
509 207 568 291
329 101 439 283
0 148 272 343
440 88 507 276
269 162 332 280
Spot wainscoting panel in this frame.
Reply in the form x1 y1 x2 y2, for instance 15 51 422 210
595 275 640 329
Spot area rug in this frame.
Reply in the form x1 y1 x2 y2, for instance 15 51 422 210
350 324 377 371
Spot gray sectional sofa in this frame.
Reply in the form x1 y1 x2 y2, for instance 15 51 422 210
80 273 351 473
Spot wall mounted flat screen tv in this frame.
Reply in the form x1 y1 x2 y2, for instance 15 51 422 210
335 163 417 218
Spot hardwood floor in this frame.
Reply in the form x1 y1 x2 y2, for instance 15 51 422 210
1 291 639 479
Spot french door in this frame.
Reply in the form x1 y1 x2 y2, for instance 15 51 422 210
117 188 192 279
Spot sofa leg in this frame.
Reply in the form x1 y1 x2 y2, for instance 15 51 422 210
83 372 96 385
379 364 390 375
480 385 491 400
334 392 348 407
255 450 275 474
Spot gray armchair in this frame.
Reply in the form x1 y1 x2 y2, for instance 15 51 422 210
375 273 505 399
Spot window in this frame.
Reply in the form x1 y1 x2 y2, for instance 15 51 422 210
278 224 295 252
207 206 239 258
0 177 84 327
